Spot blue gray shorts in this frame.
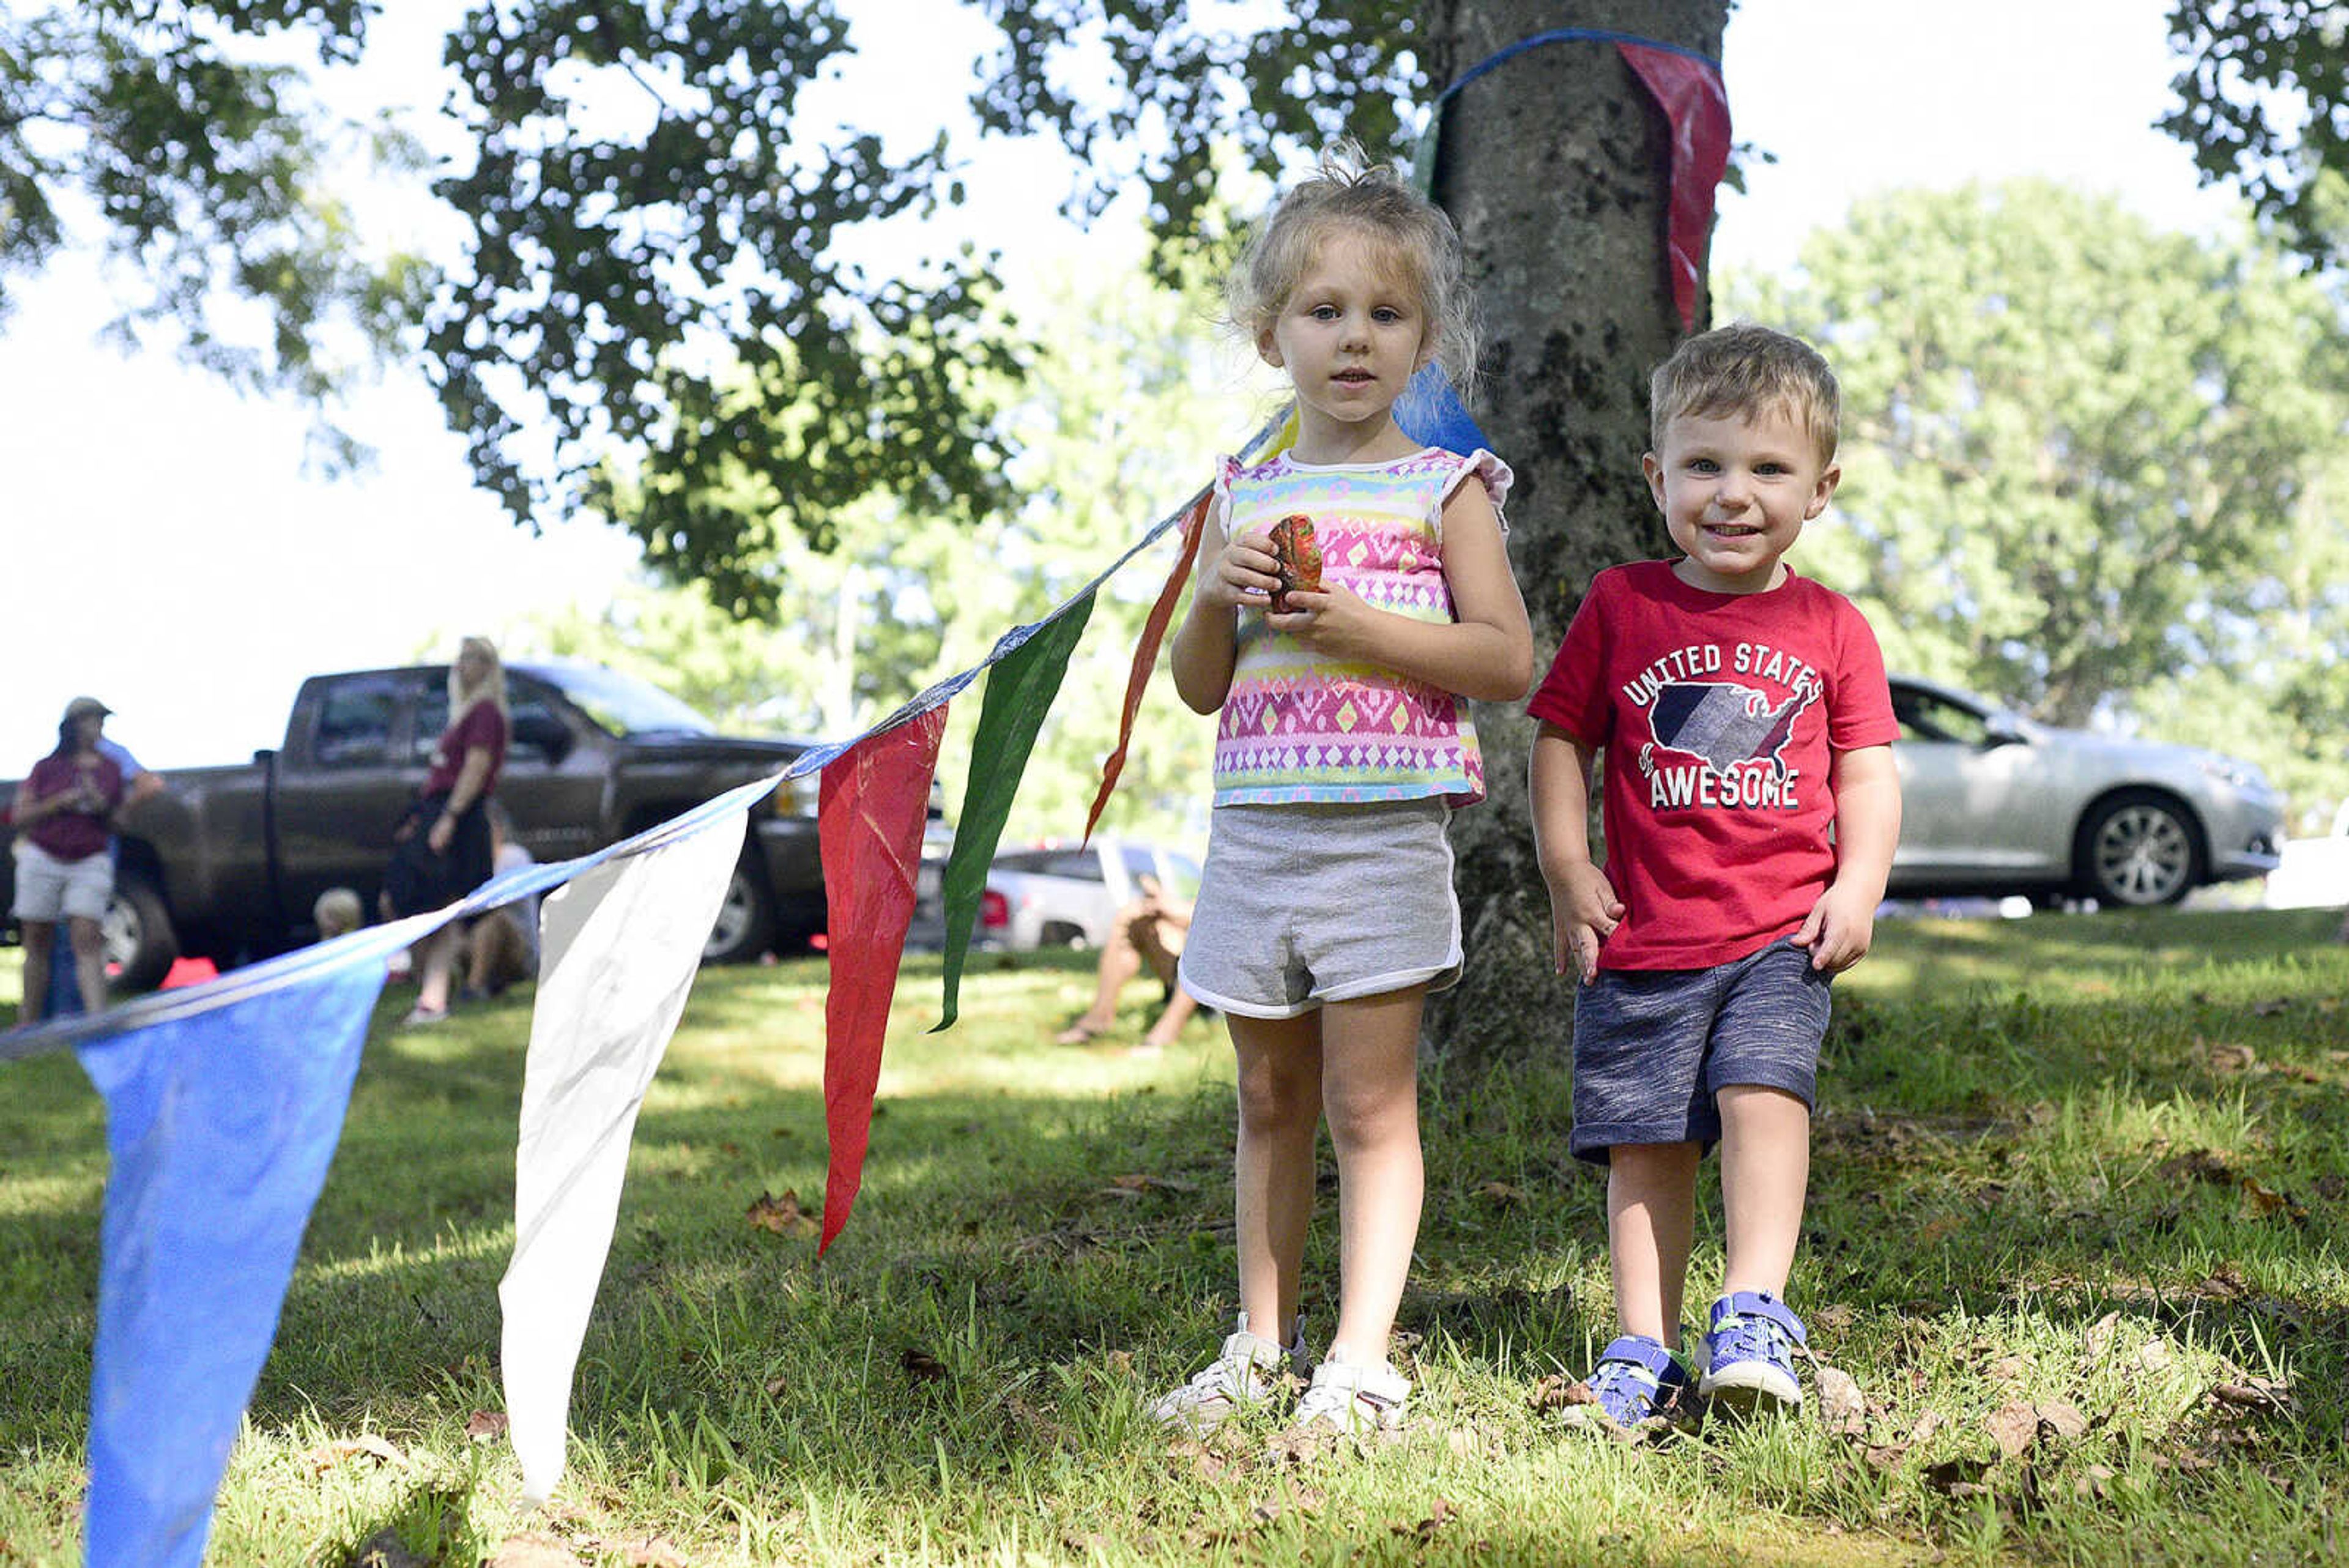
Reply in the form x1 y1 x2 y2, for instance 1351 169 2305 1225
1178 798 1461 1018
1568 938 1832 1164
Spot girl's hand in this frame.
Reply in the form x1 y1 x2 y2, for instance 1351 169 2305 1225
427 814 455 855
1197 530 1283 612
1263 582 1379 658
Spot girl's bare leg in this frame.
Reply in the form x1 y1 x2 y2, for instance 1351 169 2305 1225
1319 986 1427 1361
1229 1011 1323 1337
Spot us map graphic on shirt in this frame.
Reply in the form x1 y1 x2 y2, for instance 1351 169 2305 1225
1623 642 1823 813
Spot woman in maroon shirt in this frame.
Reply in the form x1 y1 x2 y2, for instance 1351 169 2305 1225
385 637 510 1024
10 696 126 1025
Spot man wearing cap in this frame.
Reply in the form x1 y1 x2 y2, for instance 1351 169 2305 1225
10 696 127 1024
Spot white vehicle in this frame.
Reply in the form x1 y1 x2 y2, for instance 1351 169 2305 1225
979 839 1203 950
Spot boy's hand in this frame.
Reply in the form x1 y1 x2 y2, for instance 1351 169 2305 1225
1545 863 1624 984
1794 880 1877 973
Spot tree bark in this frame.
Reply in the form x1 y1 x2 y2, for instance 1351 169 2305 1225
1420 0 1729 1065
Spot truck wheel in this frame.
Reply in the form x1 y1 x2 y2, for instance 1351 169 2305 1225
104 869 180 993
2074 790 2203 907
703 857 779 964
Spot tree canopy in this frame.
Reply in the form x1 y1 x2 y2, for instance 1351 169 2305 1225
2162 0 2349 266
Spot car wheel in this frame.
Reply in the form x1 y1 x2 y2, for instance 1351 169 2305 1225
703 858 779 964
2076 791 2203 907
105 869 180 993
1039 920 1089 950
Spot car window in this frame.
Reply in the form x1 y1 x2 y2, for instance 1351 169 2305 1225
1042 850 1106 880
1893 687 1992 746
507 678 567 765
994 851 1050 874
314 686 398 768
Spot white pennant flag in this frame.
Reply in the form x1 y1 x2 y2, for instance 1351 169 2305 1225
497 806 748 1502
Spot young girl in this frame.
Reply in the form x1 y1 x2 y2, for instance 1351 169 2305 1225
1156 150 1534 1436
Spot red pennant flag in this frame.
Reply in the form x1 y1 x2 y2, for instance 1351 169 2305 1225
1617 42 1731 332
1082 491 1209 844
816 706 949 1254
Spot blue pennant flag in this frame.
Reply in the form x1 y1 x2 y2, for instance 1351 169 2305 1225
1393 363 1489 456
76 953 388 1568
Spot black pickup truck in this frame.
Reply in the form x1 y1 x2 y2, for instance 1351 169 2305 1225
2 661 926 989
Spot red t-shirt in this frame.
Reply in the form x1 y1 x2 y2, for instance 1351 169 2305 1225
423 702 508 799
1527 560 1899 968
22 751 124 862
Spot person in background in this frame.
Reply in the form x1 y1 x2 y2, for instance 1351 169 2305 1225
1053 877 1201 1052
314 886 365 942
43 716 168 1016
10 697 127 1024
384 636 510 1026
461 809 539 1001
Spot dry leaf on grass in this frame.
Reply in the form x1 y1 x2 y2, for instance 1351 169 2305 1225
1390 1497 1455 1542
623 1539 689 1567
900 1347 949 1384
2210 1376 2294 1415
1814 1365 1868 1437
745 1189 820 1239
1923 1455 1994 1498
483 1534 586 1568
1107 1172 1196 1195
345 1527 430 1568
1528 1373 1595 1413
1475 1181 1529 1205
305 1433 406 1474
465 1409 510 1443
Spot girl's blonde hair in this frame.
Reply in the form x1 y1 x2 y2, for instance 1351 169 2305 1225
450 635 509 717
1228 144 1481 392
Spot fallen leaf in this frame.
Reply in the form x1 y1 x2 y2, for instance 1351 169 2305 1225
1814 1365 1867 1437
464 1410 509 1443
2081 1310 2121 1361
1391 1498 1455 1542
746 1189 820 1239
623 1539 689 1567
1909 1409 1945 1445
483 1534 585 1568
2074 1463 2117 1499
763 1373 788 1398
2210 1377 2293 1414
1987 1401 2039 1458
900 1347 949 1384
2239 1176 2309 1225
2137 1339 2177 1372
2035 1401 2090 1441
1475 1181 1529 1205
1529 1373 1596 1413
305 1433 406 1474
1984 1354 2028 1383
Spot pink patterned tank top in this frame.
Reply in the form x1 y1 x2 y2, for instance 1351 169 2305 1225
1211 446 1512 808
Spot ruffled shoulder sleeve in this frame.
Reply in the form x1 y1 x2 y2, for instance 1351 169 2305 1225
1436 448 1514 538
1209 453 1248 532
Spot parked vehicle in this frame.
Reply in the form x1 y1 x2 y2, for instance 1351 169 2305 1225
2 661 944 989
1886 675 2284 908
979 839 1203 950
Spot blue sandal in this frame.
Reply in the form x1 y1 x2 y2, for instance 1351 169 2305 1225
1699 1290 1806 1411
1559 1334 1696 1432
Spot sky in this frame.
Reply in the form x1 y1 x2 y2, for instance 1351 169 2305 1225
0 0 2243 771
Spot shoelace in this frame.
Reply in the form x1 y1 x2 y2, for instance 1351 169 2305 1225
1710 1311 1792 1367
1586 1356 1664 1418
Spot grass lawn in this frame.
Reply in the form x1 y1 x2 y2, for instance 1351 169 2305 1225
1 907 2345 1565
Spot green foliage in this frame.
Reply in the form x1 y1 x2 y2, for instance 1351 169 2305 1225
4 911 2347 1562
2161 0 2349 266
1734 182 2349 817
0 1 426 464
510 249 1236 845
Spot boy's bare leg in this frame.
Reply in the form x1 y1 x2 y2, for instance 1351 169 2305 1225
1321 987 1427 1361
1607 1142 1700 1344
1716 1085 1811 1298
1230 1012 1323 1339
1141 986 1200 1050
1058 901 1154 1039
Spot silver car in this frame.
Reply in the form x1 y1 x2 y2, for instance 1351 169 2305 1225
1887 676 2284 907
979 838 1203 949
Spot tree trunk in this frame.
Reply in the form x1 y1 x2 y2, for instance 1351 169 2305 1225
1422 0 1729 1065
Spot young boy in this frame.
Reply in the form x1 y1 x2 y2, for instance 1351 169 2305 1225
1526 322 1902 1429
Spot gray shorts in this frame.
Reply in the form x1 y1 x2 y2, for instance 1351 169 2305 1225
1179 798 1461 1018
1568 939 1832 1164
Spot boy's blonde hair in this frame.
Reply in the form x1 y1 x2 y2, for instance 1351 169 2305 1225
1228 144 1481 390
314 886 364 939
1649 323 1839 467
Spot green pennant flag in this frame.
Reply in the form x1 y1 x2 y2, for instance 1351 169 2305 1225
933 595 1097 1029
